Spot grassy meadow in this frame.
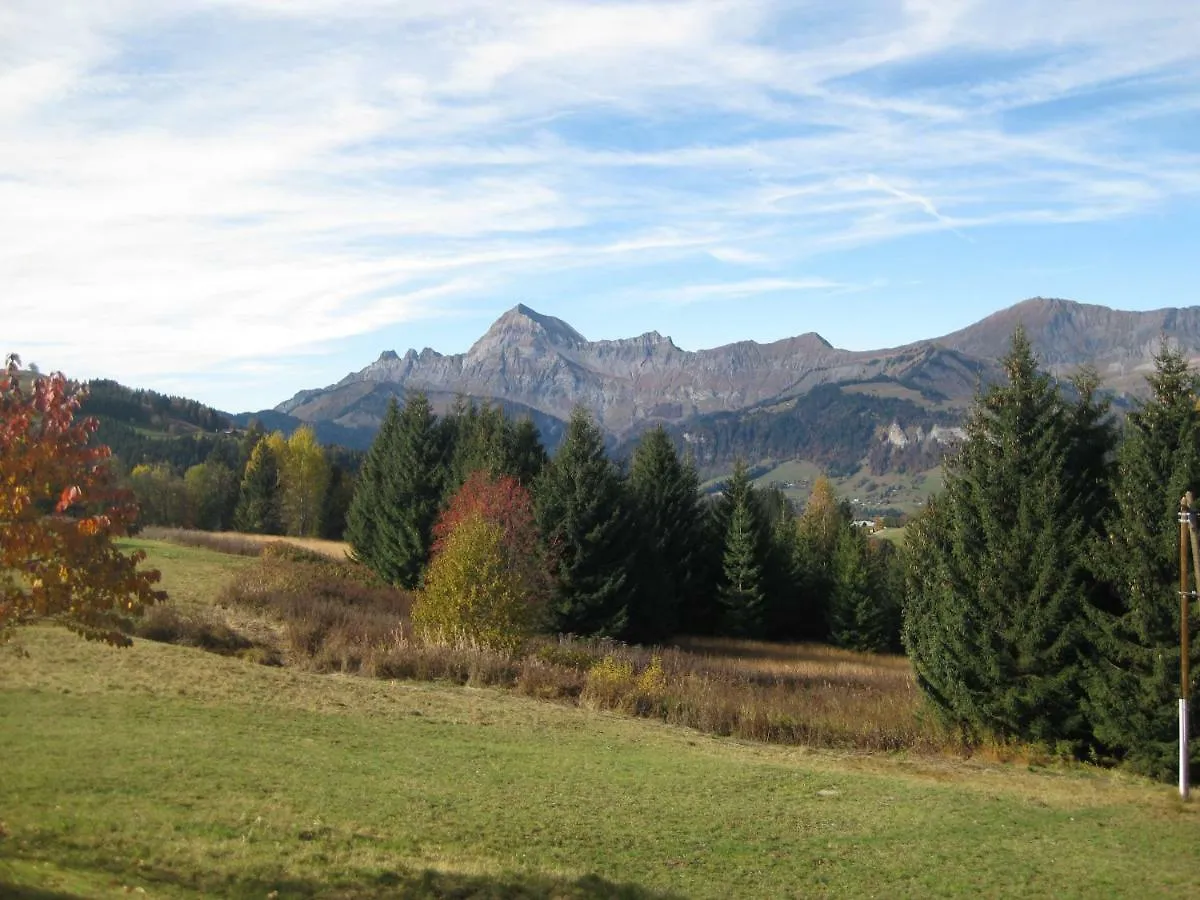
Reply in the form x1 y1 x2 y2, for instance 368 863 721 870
2 538 1198 898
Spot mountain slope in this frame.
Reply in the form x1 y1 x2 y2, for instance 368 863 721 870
938 297 1200 392
267 297 1200 473
277 303 991 440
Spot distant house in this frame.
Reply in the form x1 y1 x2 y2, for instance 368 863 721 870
851 519 878 531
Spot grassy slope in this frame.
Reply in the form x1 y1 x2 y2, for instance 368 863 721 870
741 460 943 517
2 543 1198 899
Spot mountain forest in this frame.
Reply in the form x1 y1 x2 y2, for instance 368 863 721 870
66 322 1200 783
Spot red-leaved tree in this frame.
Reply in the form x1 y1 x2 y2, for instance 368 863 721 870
1 354 165 645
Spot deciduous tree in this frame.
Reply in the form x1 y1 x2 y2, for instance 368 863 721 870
1 355 164 645
415 513 535 651
415 472 549 650
278 425 330 537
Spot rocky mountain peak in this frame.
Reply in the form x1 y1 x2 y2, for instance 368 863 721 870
468 303 587 359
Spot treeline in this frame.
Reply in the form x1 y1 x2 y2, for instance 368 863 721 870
903 329 1200 781
344 396 902 651
121 424 359 539
83 379 230 433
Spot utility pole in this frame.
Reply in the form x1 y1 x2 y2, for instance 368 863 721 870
1179 493 1194 801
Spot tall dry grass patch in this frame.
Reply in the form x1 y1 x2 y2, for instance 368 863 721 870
186 551 953 755
142 527 351 560
220 547 413 672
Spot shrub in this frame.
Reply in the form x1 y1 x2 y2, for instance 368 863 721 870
415 512 542 652
581 654 636 709
134 605 253 656
221 556 412 671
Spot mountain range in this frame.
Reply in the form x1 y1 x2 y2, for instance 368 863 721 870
249 297 1200 476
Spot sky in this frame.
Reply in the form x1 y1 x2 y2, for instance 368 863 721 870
4 0 1199 413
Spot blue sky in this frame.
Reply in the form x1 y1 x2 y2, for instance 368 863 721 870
4 0 1199 413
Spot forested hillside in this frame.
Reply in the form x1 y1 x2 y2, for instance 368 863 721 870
638 382 962 477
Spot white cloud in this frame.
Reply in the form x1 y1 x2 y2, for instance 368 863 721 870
3 0 1198 406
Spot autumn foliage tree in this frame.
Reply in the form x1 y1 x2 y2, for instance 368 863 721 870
414 472 549 650
1 355 164 645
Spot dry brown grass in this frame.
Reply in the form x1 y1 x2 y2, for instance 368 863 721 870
142 526 351 560
140 541 952 756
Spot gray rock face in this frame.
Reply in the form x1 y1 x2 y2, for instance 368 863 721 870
276 298 1200 439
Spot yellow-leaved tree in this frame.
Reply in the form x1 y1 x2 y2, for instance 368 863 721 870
1 355 165 645
278 426 329 538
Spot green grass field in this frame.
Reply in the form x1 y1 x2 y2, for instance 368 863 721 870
2 542 1198 898
729 459 944 517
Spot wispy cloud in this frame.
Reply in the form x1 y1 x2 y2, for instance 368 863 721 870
3 0 1198 405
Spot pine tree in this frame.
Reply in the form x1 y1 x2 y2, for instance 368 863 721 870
534 407 635 638
345 393 446 588
233 438 282 534
902 328 1114 746
626 426 704 642
718 459 765 637
1086 342 1200 779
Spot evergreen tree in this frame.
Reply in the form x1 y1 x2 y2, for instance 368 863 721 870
535 407 635 638
788 477 846 641
758 488 808 641
445 400 506 488
1086 342 1200 779
626 426 704 642
345 398 400 574
718 460 765 637
321 463 356 541
233 439 282 534
509 417 549 486
345 393 446 588
828 527 894 652
444 400 548 490
902 328 1114 747
184 461 238 531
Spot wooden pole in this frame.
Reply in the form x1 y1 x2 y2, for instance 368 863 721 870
1180 493 1192 801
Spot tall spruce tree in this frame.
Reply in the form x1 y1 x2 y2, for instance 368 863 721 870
510 418 549 486
346 398 400 577
445 400 508 488
443 400 548 490
718 460 766 637
827 527 896 652
626 426 704 642
233 438 282 534
345 393 446 588
902 328 1114 746
534 407 635 637
1086 343 1200 779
